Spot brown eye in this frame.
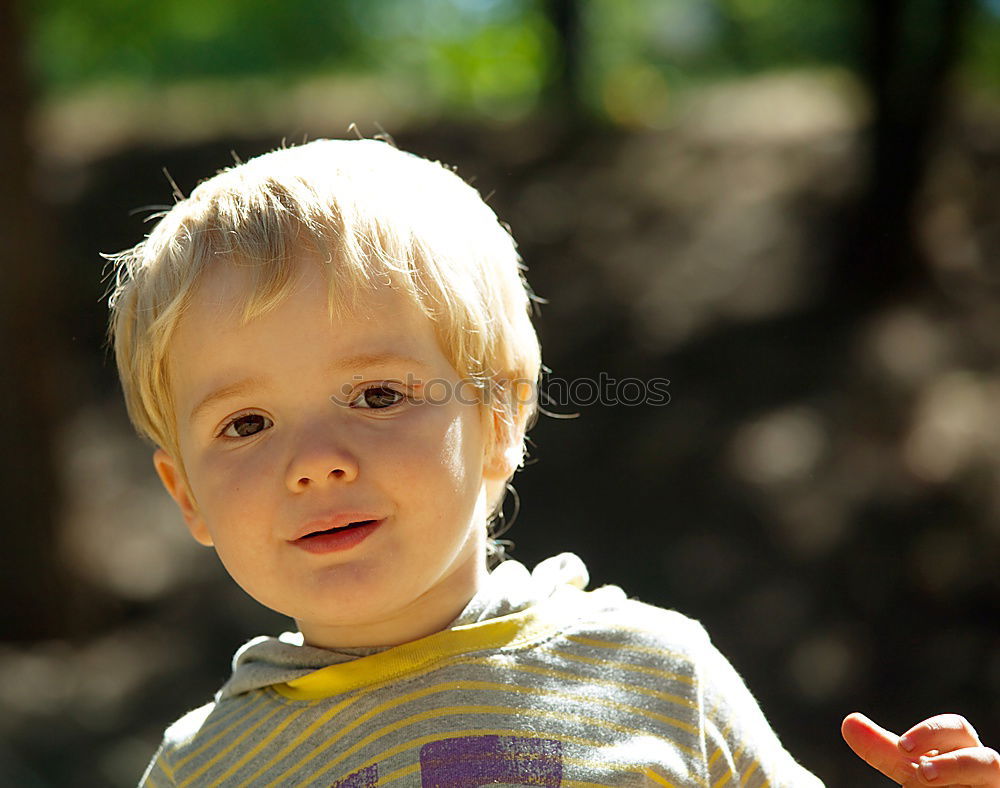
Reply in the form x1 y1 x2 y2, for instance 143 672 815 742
222 414 273 438
356 386 404 409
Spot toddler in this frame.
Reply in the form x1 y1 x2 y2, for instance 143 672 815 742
108 139 997 786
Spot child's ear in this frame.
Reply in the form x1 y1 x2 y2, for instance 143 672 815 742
152 448 213 546
485 437 521 481
483 394 526 482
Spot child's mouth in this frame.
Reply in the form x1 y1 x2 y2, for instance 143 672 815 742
293 519 383 554
302 519 377 539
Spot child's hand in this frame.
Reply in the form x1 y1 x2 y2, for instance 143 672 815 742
842 711 1000 786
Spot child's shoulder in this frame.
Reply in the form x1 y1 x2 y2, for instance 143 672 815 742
509 553 717 664
554 576 720 667
139 701 219 785
161 700 217 748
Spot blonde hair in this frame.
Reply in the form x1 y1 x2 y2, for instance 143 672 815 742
107 138 541 474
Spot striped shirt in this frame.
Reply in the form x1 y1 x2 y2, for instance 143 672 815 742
140 555 823 787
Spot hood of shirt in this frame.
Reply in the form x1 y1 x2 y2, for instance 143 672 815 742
217 553 590 700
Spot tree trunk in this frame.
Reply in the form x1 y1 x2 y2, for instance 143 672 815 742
830 0 970 312
542 0 584 121
0 0 70 640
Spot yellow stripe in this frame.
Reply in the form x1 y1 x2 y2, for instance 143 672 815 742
571 621 703 649
247 670 508 784
739 759 760 786
712 714 756 787
253 673 532 783
712 767 734 788
187 695 260 740
209 704 312 784
281 703 703 785
374 753 641 786
179 702 286 787
248 649 700 783
170 607 716 784
242 651 534 784
565 634 693 666
376 759 420 785
429 678 695 734
425 654 697 709
563 780 645 788
316 682 700 774
342 674 700 735
562 782 613 788
306 726 703 787
377 762 677 788
278 604 559 699
274 604 695 702
537 647 697 690
172 694 270 770
461 679 689 732
644 767 680 788
519 666 698 736
239 691 364 784
379 749 700 788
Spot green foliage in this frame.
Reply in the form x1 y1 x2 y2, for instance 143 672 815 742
581 0 860 124
27 0 371 91
23 0 1000 116
25 0 549 117
584 0 857 85
361 0 550 116
960 1 1000 93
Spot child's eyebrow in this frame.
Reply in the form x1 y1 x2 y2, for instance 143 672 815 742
327 352 431 373
189 376 266 423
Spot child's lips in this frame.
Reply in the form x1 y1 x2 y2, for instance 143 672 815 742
289 513 385 543
290 518 384 554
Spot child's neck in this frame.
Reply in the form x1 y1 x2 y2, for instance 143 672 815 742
295 559 488 650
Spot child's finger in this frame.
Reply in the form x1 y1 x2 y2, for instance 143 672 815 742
899 714 983 756
915 747 1000 786
842 712 920 784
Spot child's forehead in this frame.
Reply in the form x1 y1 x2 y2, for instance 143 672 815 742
170 258 450 391
187 254 430 329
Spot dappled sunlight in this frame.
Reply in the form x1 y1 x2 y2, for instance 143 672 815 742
34 76 426 166
6 2 1000 785
14 71 1000 783
903 371 1000 483
59 405 208 600
730 406 827 488
789 630 857 704
580 73 864 351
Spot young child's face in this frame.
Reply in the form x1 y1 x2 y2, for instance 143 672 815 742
153 254 501 648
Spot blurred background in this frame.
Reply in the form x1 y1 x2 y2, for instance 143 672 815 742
2 0 999 784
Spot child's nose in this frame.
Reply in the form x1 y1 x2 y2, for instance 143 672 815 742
285 431 359 491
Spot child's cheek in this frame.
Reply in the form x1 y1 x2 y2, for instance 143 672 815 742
196 445 275 519
406 401 482 475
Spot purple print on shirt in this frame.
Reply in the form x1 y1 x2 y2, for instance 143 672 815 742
419 735 563 787
331 763 378 788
